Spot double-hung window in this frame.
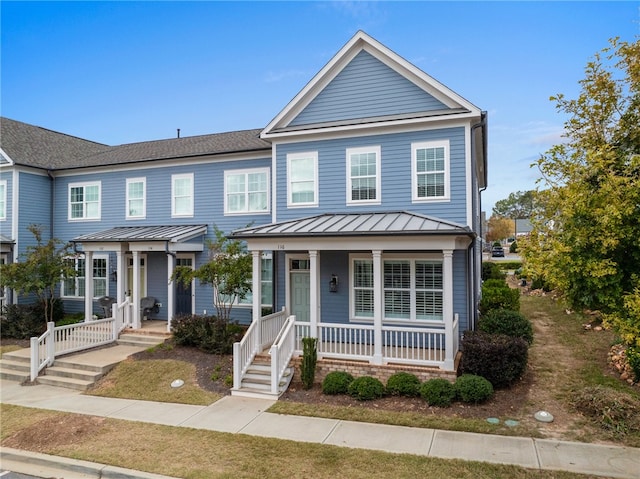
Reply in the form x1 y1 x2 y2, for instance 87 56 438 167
62 255 108 299
126 177 146 219
351 255 443 322
412 140 449 201
347 146 381 205
0 180 6 220
69 182 101 220
287 152 318 207
224 168 269 214
172 173 193 217
239 253 273 307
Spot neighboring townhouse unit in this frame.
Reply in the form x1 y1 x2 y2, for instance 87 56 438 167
0 31 487 394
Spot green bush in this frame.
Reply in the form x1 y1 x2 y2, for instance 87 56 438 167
171 314 244 354
509 241 518 253
479 285 520 314
0 304 47 339
626 346 640 383
455 374 494 403
482 262 504 281
478 309 533 345
301 337 317 390
460 331 528 389
572 386 640 436
419 378 456 407
347 376 385 401
32 299 65 324
483 279 509 289
322 371 354 395
386 372 420 397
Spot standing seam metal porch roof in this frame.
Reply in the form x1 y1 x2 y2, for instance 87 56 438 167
71 225 208 243
230 212 474 238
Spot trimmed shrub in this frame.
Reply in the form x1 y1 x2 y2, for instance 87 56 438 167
347 376 385 401
509 241 518 253
460 331 528 388
572 386 640 436
386 372 420 397
322 371 354 395
171 314 244 354
419 378 456 407
479 285 520 314
478 309 533 345
482 262 504 281
301 337 317 390
455 374 494 403
627 346 640 383
0 304 47 339
483 279 509 289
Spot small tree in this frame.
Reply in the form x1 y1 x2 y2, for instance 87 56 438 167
0 224 76 324
172 226 252 324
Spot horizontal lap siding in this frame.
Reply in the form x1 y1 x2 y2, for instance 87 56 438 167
291 51 448 126
275 127 468 225
18 172 51 252
453 250 469 335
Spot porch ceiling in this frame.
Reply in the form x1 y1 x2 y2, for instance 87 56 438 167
230 211 474 239
71 225 208 243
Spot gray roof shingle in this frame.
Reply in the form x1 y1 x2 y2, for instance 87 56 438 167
0 117 271 170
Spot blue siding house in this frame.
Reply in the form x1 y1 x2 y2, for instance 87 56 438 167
0 32 487 395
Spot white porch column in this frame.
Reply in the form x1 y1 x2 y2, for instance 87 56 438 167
372 250 383 364
84 250 94 322
167 253 175 333
443 249 455 370
309 250 319 339
132 250 141 329
251 250 262 346
116 249 125 305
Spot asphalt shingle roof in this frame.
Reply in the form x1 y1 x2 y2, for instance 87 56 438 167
0 117 271 170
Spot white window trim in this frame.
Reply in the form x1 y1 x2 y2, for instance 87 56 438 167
287 151 318 208
238 252 273 308
61 254 109 299
349 253 444 326
126 177 146 219
223 167 270 215
171 173 194 217
411 140 450 203
68 181 101 221
346 146 381 206
0 179 6 220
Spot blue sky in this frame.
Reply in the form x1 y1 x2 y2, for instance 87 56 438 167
1 1 638 214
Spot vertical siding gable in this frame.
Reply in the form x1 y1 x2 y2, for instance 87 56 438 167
290 51 449 126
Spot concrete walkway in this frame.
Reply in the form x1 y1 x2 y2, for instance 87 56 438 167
1 380 639 479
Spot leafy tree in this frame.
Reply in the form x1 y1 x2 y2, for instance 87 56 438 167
0 224 77 324
521 37 640 346
485 216 514 243
492 190 536 219
172 226 252 324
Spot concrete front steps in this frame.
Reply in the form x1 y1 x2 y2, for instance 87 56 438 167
232 353 294 400
0 330 169 390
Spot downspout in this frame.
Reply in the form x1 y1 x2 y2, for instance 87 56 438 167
47 170 55 238
165 241 177 331
469 112 488 331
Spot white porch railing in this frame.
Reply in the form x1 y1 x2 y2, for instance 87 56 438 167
293 314 460 370
269 315 296 395
29 297 134 381
233 307 287 390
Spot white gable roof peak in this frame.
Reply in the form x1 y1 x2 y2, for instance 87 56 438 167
262 31 481 137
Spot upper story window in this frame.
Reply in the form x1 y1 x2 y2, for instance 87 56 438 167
69 181 101 220
0 180 6 220
411 140 449 202
224 168 269 214
62 255 108 299
287 152 318 207
126 177 146 219
347 146 381 205
172 173 193 217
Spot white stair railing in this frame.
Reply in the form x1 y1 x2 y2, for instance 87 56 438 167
269 315 296 395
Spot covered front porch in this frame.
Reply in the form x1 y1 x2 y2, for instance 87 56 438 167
230 212 475 397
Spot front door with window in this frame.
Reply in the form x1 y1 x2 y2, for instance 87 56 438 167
175 257 193 315
289 258 310 322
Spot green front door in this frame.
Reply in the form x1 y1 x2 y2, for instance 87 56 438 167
290 271 310 322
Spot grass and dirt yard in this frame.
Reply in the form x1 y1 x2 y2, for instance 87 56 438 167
1 286 639 479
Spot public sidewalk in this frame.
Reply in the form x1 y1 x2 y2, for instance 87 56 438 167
1 379 639 479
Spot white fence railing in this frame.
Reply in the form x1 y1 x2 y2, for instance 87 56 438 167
292 316 459 369
29 297 134 381
269 316 296 395
233 308 287 390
